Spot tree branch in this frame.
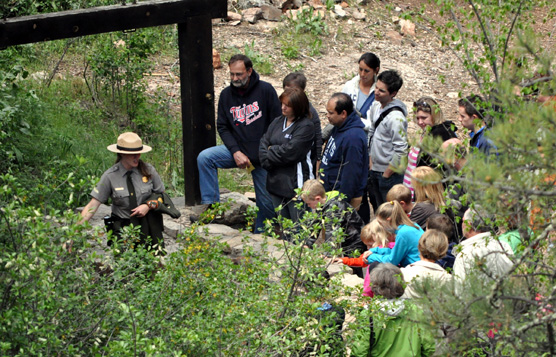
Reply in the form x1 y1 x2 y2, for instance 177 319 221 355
501 0 524 75
449 8 484 92
468 0 498 82
519 75 554 88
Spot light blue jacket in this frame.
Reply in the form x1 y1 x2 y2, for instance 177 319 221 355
365 224 424 267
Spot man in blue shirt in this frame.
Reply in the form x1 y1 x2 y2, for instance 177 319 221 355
457 95 496 155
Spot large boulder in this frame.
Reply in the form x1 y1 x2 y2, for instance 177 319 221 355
215 192 257 226
243 7 264 24
261 4 283 21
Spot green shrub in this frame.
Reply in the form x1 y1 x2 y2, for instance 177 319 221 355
288 7 328 36
0 179 358 355
242 40 274 75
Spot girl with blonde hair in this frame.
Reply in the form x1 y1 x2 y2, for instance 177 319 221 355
363 201 423 267
410 166 446 228
334 220 394 266
334 219 396 297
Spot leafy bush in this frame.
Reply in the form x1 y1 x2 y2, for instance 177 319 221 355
242 40 274 75
288 7 328 37
0 179 361 355
0 65 39 173
86 30 157 125
276 7 328 62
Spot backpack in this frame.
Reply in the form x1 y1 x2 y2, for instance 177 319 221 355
368 106 405 148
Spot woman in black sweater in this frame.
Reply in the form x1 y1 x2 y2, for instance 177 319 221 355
259 87 315 222
403 96 457 194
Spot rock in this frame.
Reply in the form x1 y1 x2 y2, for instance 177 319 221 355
196 223 240 236
307 0 324 8
261 4 282 21
278 0 302 10
218 192 257 225
333 4 347 17
386 30 403 45
284 9 298 20
243 7 264 24
447 92 460 99
400 18 416 37
212 49 222 69
328 263 352 276
164 220 184 239
30 71 48 81
392 16 400 24
244 192 256 201
340 1 349 8
394 6 402 12
341 273 364 288
272 0 290 9
351 10 366 21
229 21 241 26
219 235 246 255
226 11 242 22
237 0 269 9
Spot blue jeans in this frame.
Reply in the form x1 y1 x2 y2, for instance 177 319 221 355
197 145 275 232
368 170 404 211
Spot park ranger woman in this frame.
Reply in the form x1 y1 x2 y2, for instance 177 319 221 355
79 132 170 253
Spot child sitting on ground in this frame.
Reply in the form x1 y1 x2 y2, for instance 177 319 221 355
333 220 395 297
386 184 414 216
363 201 424 267
333 220 395 267
427 213 458 270
401 229 452 299
299 179 366 256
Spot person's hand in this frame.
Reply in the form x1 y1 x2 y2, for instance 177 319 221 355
382 167 394 179
233 151 250 169
131 204 150 217
362 251 372 259
369 157 373 171
332 257 344 264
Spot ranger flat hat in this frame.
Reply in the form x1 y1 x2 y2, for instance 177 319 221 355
107 132 152 154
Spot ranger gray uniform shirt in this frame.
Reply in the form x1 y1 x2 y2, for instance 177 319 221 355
91 161 165 219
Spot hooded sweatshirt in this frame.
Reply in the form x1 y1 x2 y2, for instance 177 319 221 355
217 69 281 166
367 99 409 172
365 224 424 267
320 111 369 201
351 299 435 357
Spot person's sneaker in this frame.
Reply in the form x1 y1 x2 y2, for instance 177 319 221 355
189 203 223 223
189 203 211 223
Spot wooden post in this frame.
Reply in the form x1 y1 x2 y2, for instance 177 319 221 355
178 15 216 205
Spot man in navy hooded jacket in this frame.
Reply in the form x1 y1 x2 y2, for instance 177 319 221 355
320 93 369 209
197 54 281 232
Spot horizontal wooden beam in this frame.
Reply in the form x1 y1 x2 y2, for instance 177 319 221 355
0 0 227 47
